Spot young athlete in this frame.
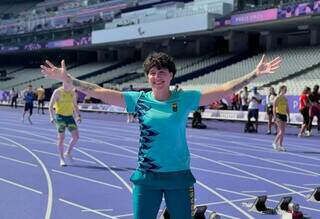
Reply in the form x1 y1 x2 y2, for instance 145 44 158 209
273 85 290 151
41 53 281 218
49 82 81 166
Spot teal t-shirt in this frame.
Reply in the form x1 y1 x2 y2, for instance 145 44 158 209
123 89 201 173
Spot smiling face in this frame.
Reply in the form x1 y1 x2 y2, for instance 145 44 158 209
147 67 173 91
143 52 176 92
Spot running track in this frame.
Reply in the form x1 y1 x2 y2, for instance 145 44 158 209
0 106 319 219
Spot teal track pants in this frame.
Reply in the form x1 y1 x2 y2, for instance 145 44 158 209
133 185 194 219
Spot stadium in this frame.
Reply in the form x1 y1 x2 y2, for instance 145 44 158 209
0 0 320 218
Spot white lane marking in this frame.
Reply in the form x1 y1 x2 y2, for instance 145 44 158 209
304 183 320 186
191 141 320 177
0 133 50 144
283 183 314 190
81 209 113 212
52 169 122 190
197 180 254 219
241 190 266 193
215 187 320 213
191 153 306 197
268 158 320 168
33 149 96 164
0 177 42 194
79 147 136 159
0 141 18 148
59 198 117 219
210 132 320 151
0 136 53 219
0 154 38 167
19 130 133 194
205 189 313 207
82 136 138 156
194 132 320 160
189 147 243 157
220 160 316 176
113 213 134 218
74 149 132 193
216 188 255 198
191 166 257 180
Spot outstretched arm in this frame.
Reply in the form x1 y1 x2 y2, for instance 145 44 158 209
199 55 282 106
40 60 125 107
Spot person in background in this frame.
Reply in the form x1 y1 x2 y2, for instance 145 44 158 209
298 86 311 137
231 93 239 110
192 106 207 129
247 86 262 132
241 86 249 111
22 84 35 124
83 95 92 103
266 86 277 134
36 85 45 114
10 87 18 108
273 85 290 152
308 85 320 136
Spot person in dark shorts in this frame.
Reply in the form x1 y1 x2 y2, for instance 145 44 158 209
10 88 18 108
298 87 311 137
49 83 81 167
22 84 35 124
308 85 320 135
273 85 290 152
247 87 262 132
240 86 249 110
192 106 207 129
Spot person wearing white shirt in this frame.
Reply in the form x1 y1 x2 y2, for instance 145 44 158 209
241 86 249 110
247 87 262 132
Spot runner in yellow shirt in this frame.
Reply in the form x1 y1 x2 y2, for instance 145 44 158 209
49 82 81 166
273 85 290 152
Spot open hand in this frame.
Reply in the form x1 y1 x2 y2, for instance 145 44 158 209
40 60 68 82
255 55 282 76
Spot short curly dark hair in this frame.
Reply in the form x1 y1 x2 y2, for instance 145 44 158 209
143 52 176 78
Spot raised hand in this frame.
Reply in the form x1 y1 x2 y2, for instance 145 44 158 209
40 60 69 82
255 55 282 76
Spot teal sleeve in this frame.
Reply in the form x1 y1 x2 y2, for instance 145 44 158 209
183 90 201 111
123 91 142 113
